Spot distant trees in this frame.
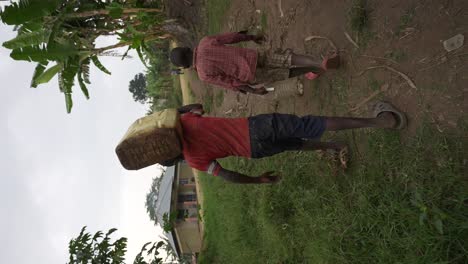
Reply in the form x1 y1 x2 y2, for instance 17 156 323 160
130 40 182 113
145 175 161 224
144 172 178 232
67 226 165 264
129 73 148 104
0 0 189 112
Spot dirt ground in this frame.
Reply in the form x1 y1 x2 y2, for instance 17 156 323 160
176 63 207 241
172 0 468 137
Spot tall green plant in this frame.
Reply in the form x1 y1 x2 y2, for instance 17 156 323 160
0 0 169 113
162 212 178 232
68 227 128 264
145 175 162 224
129 73 148 104
68 226 168 264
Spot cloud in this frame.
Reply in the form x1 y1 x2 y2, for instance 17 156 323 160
0 24 162 264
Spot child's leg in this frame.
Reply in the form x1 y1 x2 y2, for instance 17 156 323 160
299 140 346 151
324 113 396 131
265 112 397 142
249 108 401 157
291 52 340 69
273 139 345 153
289 67 323 78
291 54 322 68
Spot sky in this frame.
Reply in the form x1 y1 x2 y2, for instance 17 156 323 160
0 5 166 263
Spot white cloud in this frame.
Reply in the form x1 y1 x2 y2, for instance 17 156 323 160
0 21 164 264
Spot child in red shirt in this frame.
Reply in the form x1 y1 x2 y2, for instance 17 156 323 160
161 103 407 184
169 32 340 95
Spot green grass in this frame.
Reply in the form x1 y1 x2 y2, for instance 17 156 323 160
330 75 348 114
172 75 181 91
203 90 214 113
171 75 183 106
261 12 268 31
146 74 182 113
215 90 224 107
368 75 382 92
397 6 416 35
199 123 468 263
203 87 224 113
425 82 450 93
385 49 408 62
185 80 196 104
169 77 183 106
349 0 369 34
206 0 232 34
348 0 375 48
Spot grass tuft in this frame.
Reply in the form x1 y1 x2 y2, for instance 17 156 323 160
349 0 369 34
348 0 375 48
184 80 196 104
206 0 232 34
199 122 468 263
215 90 224 107
396 6 416 35
385 49 408 62
203 90 213 113
261 12 268 31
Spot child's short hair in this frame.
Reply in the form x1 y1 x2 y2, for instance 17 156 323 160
170 47 193 68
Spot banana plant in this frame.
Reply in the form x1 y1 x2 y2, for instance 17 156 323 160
1 0 169 113
68 226 168 264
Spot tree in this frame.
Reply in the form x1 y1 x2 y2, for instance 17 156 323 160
68 226 166 264
142 42 182 113
145 175 162 224
129 73 148 104
162 212 177 232
0 0 189 113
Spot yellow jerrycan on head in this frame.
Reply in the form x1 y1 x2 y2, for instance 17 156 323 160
115 108 183 170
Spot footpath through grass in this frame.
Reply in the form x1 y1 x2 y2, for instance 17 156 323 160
199 123 468 263
206 0 232 35
200 1 466 262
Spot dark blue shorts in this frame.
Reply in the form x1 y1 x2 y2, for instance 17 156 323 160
248 113 326 159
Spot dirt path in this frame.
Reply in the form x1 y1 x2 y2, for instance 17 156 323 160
167 1 468 259
179 70 194 105
179 71 207 241
181 0 467 139
172 0 468 231
173 50 207 241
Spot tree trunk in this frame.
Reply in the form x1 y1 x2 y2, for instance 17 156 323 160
67 8 162 19
93 41 131 53
161 20 194 47
93 34 172 53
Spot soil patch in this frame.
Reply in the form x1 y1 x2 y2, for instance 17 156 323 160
170 0 468 137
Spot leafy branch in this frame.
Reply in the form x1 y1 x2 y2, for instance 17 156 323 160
0 0 181 113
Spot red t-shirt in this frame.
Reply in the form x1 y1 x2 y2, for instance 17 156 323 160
193 32 258 91
180 113 251 175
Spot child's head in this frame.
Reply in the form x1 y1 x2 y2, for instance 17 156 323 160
170 47 193 68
